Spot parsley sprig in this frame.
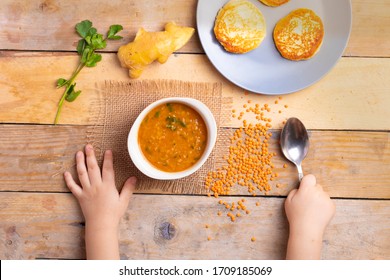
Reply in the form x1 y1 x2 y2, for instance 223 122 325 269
54 20 123 124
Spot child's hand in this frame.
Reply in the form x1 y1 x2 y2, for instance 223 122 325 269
285 174 335 259
64 144 137 229
285 174 335 237
64 144 137 259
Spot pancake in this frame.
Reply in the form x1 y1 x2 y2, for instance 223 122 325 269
258 0 289 7
273 8 324 61
214 0 266 54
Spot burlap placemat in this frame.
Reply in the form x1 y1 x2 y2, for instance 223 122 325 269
88 80 231 194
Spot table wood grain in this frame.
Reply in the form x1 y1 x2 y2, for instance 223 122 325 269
0 0 389 259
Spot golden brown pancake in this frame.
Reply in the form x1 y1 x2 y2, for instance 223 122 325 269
273 8 324 61
259 0 290 7
214 0 266 54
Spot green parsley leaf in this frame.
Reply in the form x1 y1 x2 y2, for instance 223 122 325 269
80 46 92 64
85 53 102 67
64 83 81 102
76 39 85 55
75 20 93 38
90 33 107 49
56 78 68 88
84 35 92 45
87 27 97 37
65 90 81 102
107 25 123 40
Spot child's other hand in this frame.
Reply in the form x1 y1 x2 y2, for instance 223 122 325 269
64 144 137 230
285 174 335 239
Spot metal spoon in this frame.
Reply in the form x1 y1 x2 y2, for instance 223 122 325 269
280 117 309 182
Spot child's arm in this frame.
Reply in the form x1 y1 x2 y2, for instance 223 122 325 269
64 144 137 260
284 174 335 260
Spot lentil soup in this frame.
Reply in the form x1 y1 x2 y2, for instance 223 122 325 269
138 103 208 172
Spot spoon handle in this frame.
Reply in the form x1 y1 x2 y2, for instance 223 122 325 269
297 164 304 182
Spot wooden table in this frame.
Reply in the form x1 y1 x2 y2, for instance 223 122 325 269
0 0 389 260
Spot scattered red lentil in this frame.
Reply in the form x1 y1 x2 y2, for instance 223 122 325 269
251 237 256 242
227 212 236 222
205 97 289 225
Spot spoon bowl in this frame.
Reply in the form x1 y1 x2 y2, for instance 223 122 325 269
280 117 309 181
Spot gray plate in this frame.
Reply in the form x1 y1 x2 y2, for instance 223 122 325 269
196 0 352 95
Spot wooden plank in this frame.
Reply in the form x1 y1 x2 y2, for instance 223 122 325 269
1 52 390 130
0 124 88 192
345 0 390 57
0 192 389 259
0 0 389 57
0 124 389 199
0 0 200 53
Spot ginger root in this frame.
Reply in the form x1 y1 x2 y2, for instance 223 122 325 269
117 22 195 78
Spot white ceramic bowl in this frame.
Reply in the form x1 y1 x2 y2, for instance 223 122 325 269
128 97 217 180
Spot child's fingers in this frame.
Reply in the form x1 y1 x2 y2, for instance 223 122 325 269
76 150 91 188
286 188 298 204
119 176 137 205
299 174 317 191
85 144 102 185
64 171 83 198
102 150 115 184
